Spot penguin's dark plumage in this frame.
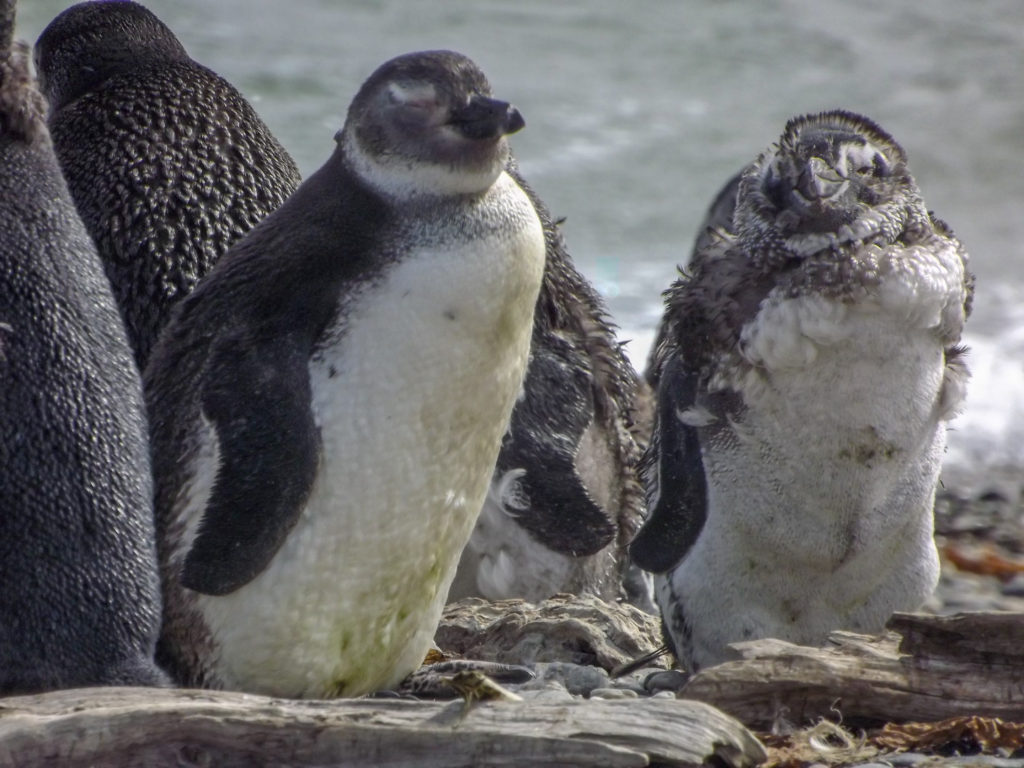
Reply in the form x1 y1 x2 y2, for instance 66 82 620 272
0 1 165 694
35 0 301 368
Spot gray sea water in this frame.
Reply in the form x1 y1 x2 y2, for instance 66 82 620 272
17 0 1024 492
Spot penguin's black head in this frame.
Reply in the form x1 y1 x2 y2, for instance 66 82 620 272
35 0 188 114
341 50 525 198
742 110 916 246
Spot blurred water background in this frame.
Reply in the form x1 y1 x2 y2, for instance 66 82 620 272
18 0 1024 494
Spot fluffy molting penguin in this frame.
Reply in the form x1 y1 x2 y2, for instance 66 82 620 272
35 0 301 369
148 50 545 698
644 170 742 388
633 110 973 671
0 1 165 693
448 165 651 609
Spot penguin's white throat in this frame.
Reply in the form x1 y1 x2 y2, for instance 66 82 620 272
340 129 505 201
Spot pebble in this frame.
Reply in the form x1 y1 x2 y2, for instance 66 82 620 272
505 661 683 702
603 669 649 695
643 669 690 694
522 662 609 697
1001 574 1024 598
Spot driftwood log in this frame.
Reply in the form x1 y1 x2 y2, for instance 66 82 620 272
681 611 1024 729
0 686 765 768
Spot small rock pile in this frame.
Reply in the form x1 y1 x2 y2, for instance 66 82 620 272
432 594 684 701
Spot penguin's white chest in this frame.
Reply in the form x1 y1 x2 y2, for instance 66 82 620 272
196 175 544 697
719 295 949 555
663 289 956 669
710 275 961 562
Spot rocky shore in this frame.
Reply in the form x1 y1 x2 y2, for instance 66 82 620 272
417 483 1024 767
930 488 1024 614
0 483 1020 766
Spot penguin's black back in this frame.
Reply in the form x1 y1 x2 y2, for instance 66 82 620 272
36 1 301 368
505 164 649 596
0 36 165 694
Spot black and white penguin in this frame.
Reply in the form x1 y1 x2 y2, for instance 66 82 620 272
633 111 973 671
0 1 165 694
147 50 546 697
447 166 652 609
34 0 301 369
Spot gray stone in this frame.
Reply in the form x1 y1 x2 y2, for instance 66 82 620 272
1001 574 1024 598
604 668 650 694
529 662 609 696
644 669 690 694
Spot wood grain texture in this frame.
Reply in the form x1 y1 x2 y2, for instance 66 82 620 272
0 686 765 768
680 611 1024 729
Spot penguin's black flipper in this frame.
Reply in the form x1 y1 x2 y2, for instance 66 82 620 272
181 335 321 596
494 334 616 557
629 352 708 574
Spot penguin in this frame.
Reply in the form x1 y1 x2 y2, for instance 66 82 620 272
34 0 301 370
0 1 165 694
632 110 973 671
644 169 743 389
447 165 652 609
147 50 546 698
688 169 743 269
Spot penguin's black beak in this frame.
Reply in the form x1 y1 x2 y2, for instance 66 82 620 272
449 95 525 140
795 157 848 202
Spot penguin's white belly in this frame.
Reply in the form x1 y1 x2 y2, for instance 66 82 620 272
719 298 947 563
667 294 950 668
196 182 544 697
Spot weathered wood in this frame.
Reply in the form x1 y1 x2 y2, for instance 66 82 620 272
680 612 1024 729
0 686 766 768
889 611 1024 661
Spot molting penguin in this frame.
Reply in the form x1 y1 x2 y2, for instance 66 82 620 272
35 0 301 369
147 50 545 697
448 166 652 609
0 2 165 694
633 111 973 671
644 169 743 389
